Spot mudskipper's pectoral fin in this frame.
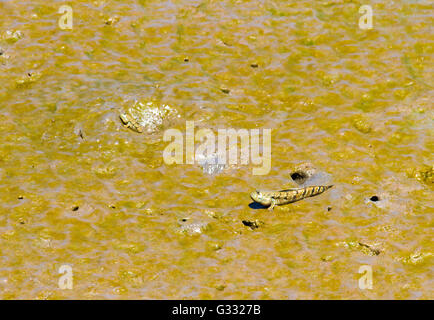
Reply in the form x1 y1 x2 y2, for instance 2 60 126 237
268 199 276 211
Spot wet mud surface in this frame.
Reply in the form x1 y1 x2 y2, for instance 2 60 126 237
0 0 432 299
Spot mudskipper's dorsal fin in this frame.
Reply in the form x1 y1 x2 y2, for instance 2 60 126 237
278 188 299 192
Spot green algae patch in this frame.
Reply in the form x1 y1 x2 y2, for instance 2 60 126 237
0 0 432 300
406 165 434 187
352 117 372 134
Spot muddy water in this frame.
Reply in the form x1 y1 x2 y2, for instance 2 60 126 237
0 0 432 299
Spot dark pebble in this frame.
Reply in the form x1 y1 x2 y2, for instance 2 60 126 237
242 220 260 229
221 88 230 94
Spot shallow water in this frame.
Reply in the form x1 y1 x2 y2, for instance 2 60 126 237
0 0 432 299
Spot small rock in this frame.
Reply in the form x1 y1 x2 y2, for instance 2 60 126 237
242 220 263 230
215 284 226 291
122 101 178 133
321 255 333 262
105 16 119 25
358 242 381 255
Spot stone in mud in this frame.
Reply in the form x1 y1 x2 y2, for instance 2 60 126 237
122 101 178 134
119 113 143 133
242 219 263 230
220 87 230 94
215 284 226 291
105 16 119 25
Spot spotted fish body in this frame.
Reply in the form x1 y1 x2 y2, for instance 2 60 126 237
119 113 143 133
250 185 333 210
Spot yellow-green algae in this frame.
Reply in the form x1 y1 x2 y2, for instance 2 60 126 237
0 0 432 299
